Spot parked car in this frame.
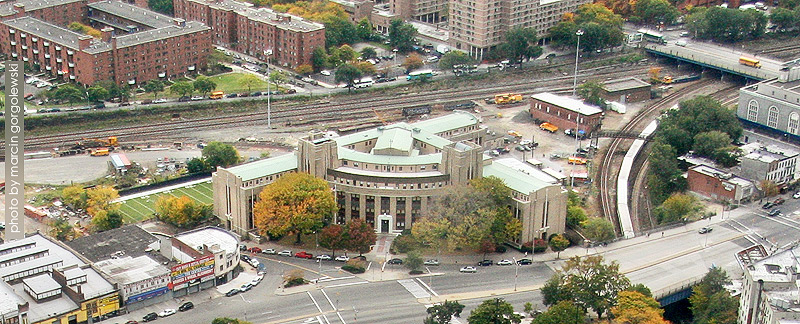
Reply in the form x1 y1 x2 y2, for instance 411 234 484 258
248 259 260 268
698 227 713 234
252 91 262 96
769 209 782 217
142 312 158 322
794 191 800 199
762 202 775 209
774 198 785 205
263 248 277 255
352 255 368 261
277 250 293 257
158 309 176 317
335 255 350 262
516 258 532 265
190 95 204 101
460 266 477 273
316 254 332 261
178 96 191 102
125 321 139 324
225 288 240 297
251 275 264 286
497 259 514 266
477 260 493 266
239 92 250 97
248 247 262 253
226 93 238 98
240 255 251 262
178 302 194 311
153 98 168 104
388 258 403 264
295 251 314 259
240 283 253 292
321 70 331 76
239 244 247 251
423 259 440 266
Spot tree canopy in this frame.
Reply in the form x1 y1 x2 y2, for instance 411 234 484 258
500 27 543 64
532 300 584 324
170 81 194 97
143 80 164 99
202 142 241 170
335 63 362 92
541 255 631 319
193 76 217 95
438 51 475 71
425 300 465 324
253 173 337 243
389 19 418 52
689 267 738 324
633 0 680 25
611 291 670 324
582 217 615 243
155 195 213 228
687 7 767 42
467 298 521 324
549 4 625 52
654 193 704 224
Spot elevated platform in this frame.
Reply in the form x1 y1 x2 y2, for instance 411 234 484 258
644 41 800 82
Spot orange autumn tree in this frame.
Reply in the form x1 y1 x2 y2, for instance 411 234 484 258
253 173 336 244
611 291 671 324
155 195 212 228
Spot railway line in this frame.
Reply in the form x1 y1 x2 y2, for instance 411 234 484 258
758 43 800 55
11 64 654 150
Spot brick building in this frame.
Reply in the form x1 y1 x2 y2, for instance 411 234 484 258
173 0 325 67
529 92 604 134
0 0 211 86
601 77 651 104
687 164 755 204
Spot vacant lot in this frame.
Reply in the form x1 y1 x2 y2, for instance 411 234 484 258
117 180 213 223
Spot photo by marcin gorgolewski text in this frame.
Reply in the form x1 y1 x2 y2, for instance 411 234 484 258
5 60 23 241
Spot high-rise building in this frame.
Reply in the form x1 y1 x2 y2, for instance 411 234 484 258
449 0 591 59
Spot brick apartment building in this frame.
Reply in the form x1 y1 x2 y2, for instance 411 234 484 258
529 92 603 133
449 0 592 60
687 164 755 204
0 0 211 86
173 0 325 67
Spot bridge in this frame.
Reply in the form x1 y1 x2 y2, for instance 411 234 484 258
591 129 655 141
643 42 800 82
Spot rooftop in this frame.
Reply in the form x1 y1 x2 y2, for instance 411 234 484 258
743 143 799 163
690 164 753 187
115 21 209 48
225 152 297 181
410 110 481 135
65 224 167 263
191 0 323 32
174 226 239 257
22 274 61 294
483 158 560 194
88 0 175 29
602 77 651 92
334 166 445 178
93 255 170 285
0 281 25 316
0 0 84 15
531 92 604 116
3 16 112 53
373 128 414 155
749 245 799 283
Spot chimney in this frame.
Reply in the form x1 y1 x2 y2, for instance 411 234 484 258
13 3 24 16
78 35 92 49
173 18 186 27
100 27 114 42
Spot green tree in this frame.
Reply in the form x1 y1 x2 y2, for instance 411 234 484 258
438 51 475 71
627 283 653 297
647 141 686 204
193 76 217 96
148 0 173 15
318 224 349 257
311 47 328 71
549 4 624 52
86 185 119 217
532 300 584 324
402 53 425 73
388 19 418 52
155 195 213 228
549 234 570 259
760 180 781 197
566 206 588 229
769 8 796 30
654 193 704 224
500 27 543 65
467 298 521 324
577 80 605 107
87 86 110 103
634 0 680 25
425 300 465 324
253 173 337 244
582 217 615 243
61 185 88 210
360 46 378 60
611 291 670 324
346 218 377 255
542 273 571 306
50 217 79 241
170 81 194 97
356 18 374 41
202 142 240 170
269 70 287 88
50 84 85 106
690 7 767 42
405 250 424 272
186 158 210 173
470 176 512 206
335 64 362 92
295 64 314 76
143 80 164 99
689 267 738 324
542 256 630 319
95 80 128 101
323 16 359 48
692 131 731 158
91 209 123 232
211 318 252 324
239 73 262 93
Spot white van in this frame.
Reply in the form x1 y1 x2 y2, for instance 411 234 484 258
354 77 374 88
676 40 687 47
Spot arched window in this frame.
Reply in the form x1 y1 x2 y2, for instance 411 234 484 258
768 106 780 128
789 112 800 135
747 100 759 122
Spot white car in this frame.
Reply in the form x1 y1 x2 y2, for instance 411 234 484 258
519 140 532 146
460 266 477 273
190 95 204 101
158 309 176 317
248 259 260 268
35 82 49 88
251 275 264 286
153 98 167 103
25 78 38 84
262 248 276 255
335 255 350 262
316 254 332 261
793 191 800 199
320 70 331 76
277 250 293 257
497 259 514 266
423 259 439 266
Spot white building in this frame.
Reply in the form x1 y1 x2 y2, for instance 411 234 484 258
739 244 800 324
739 143 799 185
172 226 241 286
93 256 170 308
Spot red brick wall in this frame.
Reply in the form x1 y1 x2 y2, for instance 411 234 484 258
687 169 736 201
112 29 210 86
528 99 602 133
28 2 88 27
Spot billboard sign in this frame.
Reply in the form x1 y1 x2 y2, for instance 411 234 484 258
170 255 215 286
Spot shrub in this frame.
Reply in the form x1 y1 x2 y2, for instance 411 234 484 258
284 277 306 288
283 269 306 288
409 270 424 275
392 234 416 253
342 264 366 274
521 241 533 253
495 245 507 253
533 238 547 253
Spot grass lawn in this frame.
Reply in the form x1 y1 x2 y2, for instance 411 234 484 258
117 180 213 224
207 72 275 94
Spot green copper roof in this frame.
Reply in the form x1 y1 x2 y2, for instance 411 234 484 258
410 110 481 134
226 152 298 181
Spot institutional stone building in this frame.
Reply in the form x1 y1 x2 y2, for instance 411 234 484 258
213 111 567 245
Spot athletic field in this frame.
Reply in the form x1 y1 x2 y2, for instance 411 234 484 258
117 180 213 223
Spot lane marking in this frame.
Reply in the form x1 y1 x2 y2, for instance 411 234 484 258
325 281 369 289
416 277 439 297
398 279 431 298
306 291 332 324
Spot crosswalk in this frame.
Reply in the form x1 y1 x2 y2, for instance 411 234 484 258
397 279 431 298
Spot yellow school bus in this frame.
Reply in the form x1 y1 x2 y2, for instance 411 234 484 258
739 56 761 68
210 91 224 99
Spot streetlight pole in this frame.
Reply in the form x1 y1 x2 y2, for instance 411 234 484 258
264 49 273 128
512 257 519 291
572 29 584 97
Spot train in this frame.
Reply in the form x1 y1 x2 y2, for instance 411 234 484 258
402 105 432 117
662 74 701 84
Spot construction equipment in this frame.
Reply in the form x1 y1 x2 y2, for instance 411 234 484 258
79 136 118 149
90 148 110 156
372 108 388 125
568 156 587 165
494 93 523 105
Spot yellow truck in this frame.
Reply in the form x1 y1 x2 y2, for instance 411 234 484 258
539 122 558 133
494 93 523 105
90 148 110 156
568 156 587 165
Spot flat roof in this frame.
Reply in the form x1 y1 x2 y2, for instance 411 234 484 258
175 226 239 256
483 158 559 194
23 274 61 294
3 16 112 53
191 0 323 32
0 255 63 279
12 281 77 323
224 152 297 181
690 164 753 187
0 245 48 264
373 128 414 154
602 77 651 92
531 92 603 116
94 255 170 285
410 110 481 135
0 238 36 255
0 281 26 315
65 224 164 263
88 0 175 29
335 123 452 149
115 21 209 48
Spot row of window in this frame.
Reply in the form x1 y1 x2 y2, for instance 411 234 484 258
2 261 62 282
334 177 445 189
747 99 800 134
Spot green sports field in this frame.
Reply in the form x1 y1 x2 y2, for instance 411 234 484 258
117 180 213 223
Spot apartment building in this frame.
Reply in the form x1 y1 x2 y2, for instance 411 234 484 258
213 111 567 246
0 0 211 86
739 143 799 185
173 0 325 67
738 244 800 324
449 0 591 59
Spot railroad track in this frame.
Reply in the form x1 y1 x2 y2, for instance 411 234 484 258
758 43 800 55
12 64 654 150
598 79 716 234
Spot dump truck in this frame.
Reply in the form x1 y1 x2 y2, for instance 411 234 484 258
494 93 523 105
539 122 558 133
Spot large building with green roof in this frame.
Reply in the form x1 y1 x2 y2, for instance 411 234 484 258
212 111 566 245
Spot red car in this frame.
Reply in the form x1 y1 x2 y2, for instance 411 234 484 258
248 247 262 253
295 251 313 259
